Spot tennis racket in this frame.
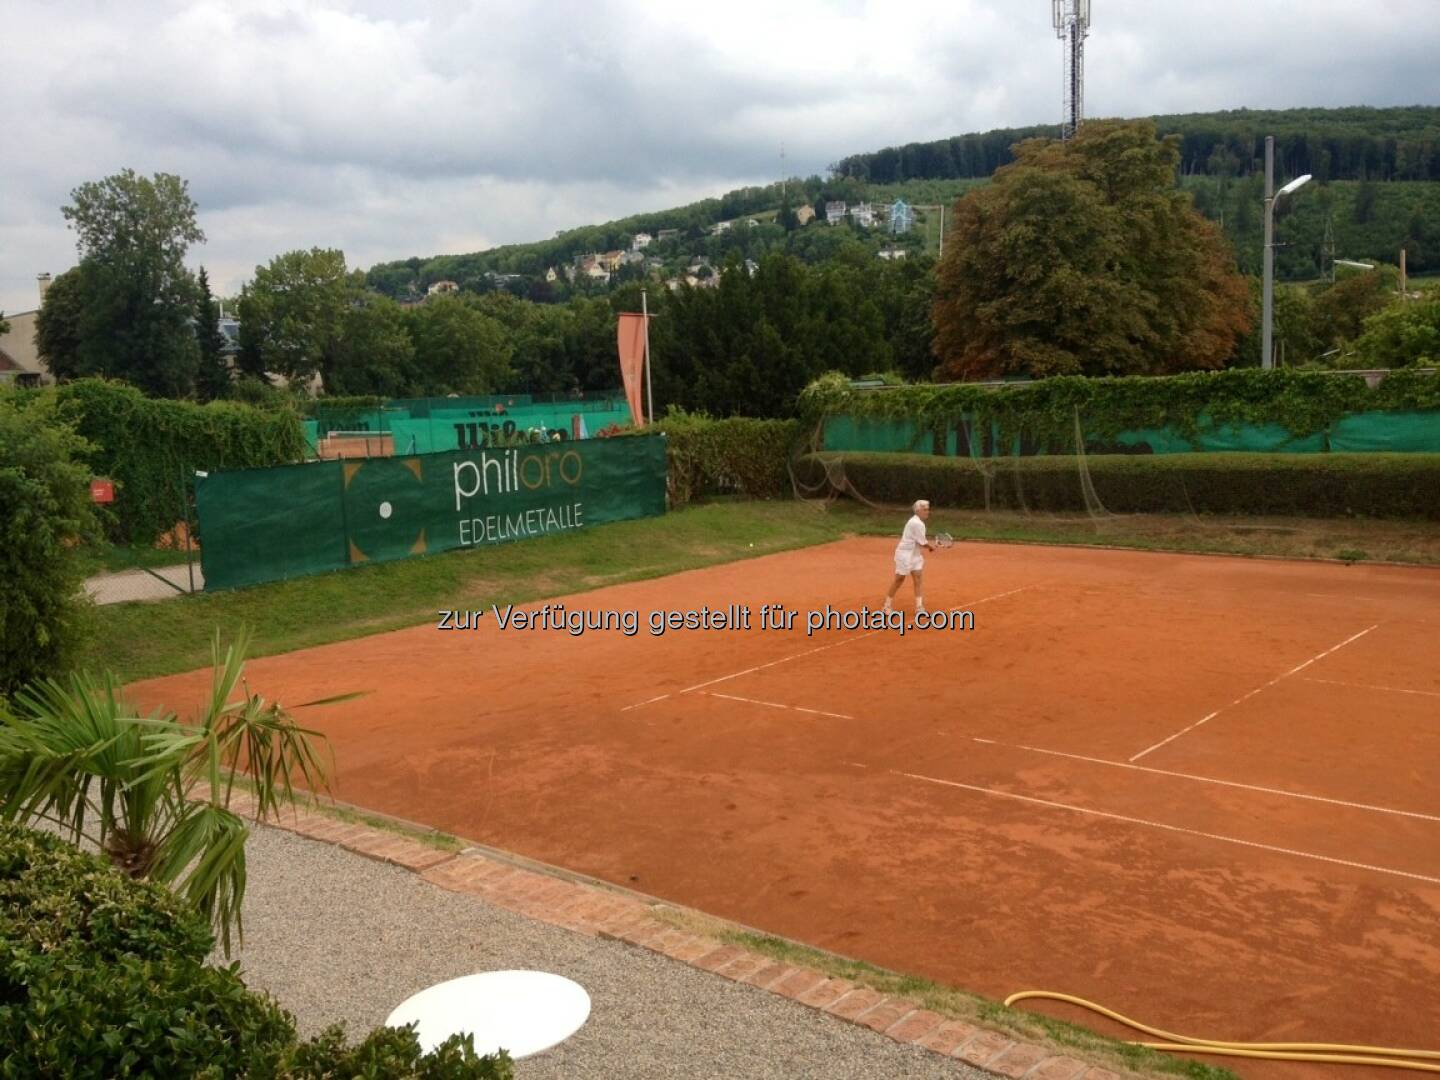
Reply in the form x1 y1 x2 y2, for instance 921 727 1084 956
933 532 954 550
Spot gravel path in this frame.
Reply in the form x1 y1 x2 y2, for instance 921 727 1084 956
82 563 202 604
229 825 993 1079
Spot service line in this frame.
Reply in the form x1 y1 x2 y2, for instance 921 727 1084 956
973 737 1440 824
705 691 854 721
1128 623 1379 763
1303 677 1440 699
896 768 1440 886
624 584 1037 706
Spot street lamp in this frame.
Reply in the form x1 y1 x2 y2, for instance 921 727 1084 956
1262 135 1311 370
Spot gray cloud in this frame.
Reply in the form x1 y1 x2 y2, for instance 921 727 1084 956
2 0 1437 313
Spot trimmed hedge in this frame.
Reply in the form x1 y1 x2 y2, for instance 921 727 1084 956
49 379 309 544
0 823 513 1078
802 451 1440 520
647 412 801 508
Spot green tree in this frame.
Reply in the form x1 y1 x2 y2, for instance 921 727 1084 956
1311 269 1394 349
328 295 417 396
237 248 351 386
406 295 513 394
56 170 205 397
0 632 335 955
0 397 97 697
35 267 92 380
1350 299 1440 367
194 266 230 401
932 120 1252 380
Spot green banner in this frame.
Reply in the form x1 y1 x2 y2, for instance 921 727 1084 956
197 435 668 590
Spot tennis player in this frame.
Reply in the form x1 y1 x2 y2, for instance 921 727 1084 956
882 499 935 614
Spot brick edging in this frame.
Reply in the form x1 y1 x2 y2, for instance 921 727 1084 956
243 795 1124 1080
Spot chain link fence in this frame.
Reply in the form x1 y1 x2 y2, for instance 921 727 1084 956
82 466 204 606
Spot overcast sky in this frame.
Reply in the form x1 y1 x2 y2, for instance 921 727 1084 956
3 0 1437 315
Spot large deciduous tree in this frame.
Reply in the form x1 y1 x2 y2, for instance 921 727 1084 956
406 295 512 394
45 170 205 397
932 120 1252 380
327 296 417 396
236 248 352 387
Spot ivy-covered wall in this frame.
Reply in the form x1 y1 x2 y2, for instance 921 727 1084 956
50 379 308 544
800 369 1440 454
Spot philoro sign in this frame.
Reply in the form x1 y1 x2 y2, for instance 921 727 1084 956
194 435 667 591
452 446 587 546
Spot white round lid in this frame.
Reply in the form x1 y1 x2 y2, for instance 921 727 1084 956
386 969 591 1059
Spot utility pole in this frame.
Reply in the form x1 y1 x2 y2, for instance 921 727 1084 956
1262 137 1276 370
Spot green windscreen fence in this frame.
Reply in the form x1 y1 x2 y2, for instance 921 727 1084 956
822 409 1440 456
197 435 668 591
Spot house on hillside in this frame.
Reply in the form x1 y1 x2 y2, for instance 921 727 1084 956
711 220 732 235
427 280 459 296
825 201 847 225
631 232 652 251
795 204 816 226
657 228 680 242
890 199 913 234
877 247 907 261
850 202 875 228
598 250 625 272
545 267 559 282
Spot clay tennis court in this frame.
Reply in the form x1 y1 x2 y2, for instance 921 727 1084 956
130 538 1440 1078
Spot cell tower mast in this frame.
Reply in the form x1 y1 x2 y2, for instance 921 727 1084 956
1052 0 1092 141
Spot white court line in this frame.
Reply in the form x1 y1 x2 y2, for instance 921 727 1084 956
670 585 1036 699
1128 623 1380 763
895 769 1440 886
620 693 671 712
975 738 1440 824
705 691 854 721
1303 677 1440 700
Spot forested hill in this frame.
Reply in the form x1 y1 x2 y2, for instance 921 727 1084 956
831 106 1440 184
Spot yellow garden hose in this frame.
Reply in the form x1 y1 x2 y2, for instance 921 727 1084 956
1003 990 1440 1073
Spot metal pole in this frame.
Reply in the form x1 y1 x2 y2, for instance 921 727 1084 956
1262 135 1275 371
181 463 196 594
938 204 945 258
641 288 654 426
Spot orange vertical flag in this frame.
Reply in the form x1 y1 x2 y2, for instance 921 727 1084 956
616 312 647 426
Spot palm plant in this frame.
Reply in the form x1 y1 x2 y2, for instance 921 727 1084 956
0 629 341 956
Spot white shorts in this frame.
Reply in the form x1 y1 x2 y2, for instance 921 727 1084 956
894 552 924 576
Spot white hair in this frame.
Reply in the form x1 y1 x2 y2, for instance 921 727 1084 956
913 499 930 512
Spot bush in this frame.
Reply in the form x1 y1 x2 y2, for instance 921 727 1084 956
50 378 308 544
803 451 1440 520
0 395 97 696
1350 300 1440 368
651 409 801 507
0 823 513 1079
